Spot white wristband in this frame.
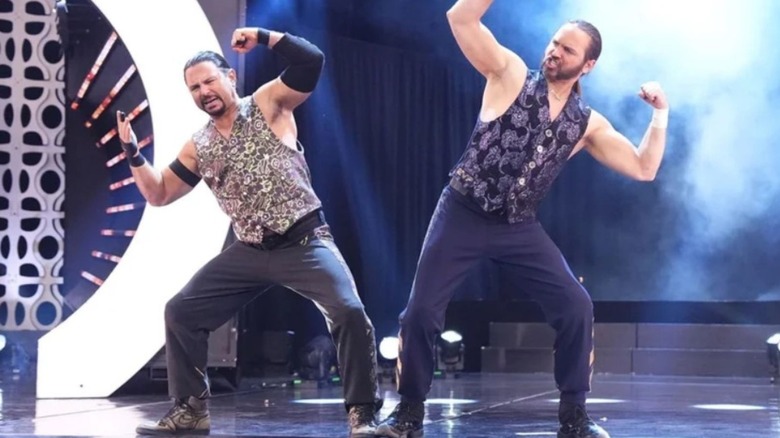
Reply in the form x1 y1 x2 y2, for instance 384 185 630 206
651 108 669 129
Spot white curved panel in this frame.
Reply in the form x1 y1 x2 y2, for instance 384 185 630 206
37 0 230 398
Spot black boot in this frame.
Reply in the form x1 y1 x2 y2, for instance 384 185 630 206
348 403 379 438
136 396 210 436
375 400 424 438
557 403 609 438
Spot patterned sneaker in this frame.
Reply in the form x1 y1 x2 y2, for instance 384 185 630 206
557 403 609 438
135 396 210 436
375 400 424 438
348 403 378 437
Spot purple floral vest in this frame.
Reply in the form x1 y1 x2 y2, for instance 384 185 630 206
449 70 591 223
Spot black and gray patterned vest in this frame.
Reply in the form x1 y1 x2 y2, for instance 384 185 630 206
449 70 591 223
193 96 322 243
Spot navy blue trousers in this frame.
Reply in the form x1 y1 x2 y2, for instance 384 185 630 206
397 186 594 405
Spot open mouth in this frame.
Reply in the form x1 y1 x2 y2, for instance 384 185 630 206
202 96 219 106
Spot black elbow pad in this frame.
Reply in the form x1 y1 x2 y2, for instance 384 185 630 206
273 33 325 93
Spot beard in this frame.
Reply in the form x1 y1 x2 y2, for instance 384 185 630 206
200 95 226 117
541 56 586 81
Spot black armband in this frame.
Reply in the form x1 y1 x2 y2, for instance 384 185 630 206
256 27 271 46
168 158 201 187
128 153 146 167
273 33 324 93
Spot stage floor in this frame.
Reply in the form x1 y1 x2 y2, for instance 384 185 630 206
1 372 778 437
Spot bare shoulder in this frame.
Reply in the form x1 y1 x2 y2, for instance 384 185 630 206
584 109 611 138
571 109 609 155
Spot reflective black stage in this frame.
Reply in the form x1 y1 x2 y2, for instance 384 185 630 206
2 372 779 437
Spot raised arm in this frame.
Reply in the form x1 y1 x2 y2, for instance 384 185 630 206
581 82 669 181
116 111 200 206
230 27 324 112
446 0 526 80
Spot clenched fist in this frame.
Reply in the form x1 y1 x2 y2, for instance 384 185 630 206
231 27 261 54
638 82 668 110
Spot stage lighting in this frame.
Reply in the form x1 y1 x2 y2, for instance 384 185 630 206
436 330 465 374
379 336 399 361
378 336 399 383
766 333 780 383
0 334 5 352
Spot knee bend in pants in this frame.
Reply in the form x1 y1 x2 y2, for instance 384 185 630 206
561 286 594 323
164 295 191 328
400 305 440 333
331 304 372 331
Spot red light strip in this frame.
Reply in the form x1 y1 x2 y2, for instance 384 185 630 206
91 250 122 263
109 176 135 191
80 271 105 286
100 229 137 237
85 65 137 128
70 32 118 111
106 202 145 214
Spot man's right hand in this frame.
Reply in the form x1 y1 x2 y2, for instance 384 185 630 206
231 27 260 54
116 110 139 157
116 110 146 167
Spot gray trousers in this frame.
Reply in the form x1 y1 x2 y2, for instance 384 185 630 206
163 228 380 407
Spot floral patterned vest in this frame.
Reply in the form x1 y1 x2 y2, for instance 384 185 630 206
193 96 321 243
449 70 591 223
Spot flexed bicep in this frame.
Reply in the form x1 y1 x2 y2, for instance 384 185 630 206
584 111 651 181
446 0 526 79
264 32 324 111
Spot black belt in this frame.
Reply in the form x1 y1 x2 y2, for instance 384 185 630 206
252 209 325 250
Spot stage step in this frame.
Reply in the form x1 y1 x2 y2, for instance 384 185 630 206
481 322 780 377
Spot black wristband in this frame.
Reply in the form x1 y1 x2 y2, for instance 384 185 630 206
256 28 271 46
128 153 146 167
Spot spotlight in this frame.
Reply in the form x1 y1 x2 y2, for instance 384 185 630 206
379 336 399 361
766 333 780 383
0 334 5 352
436 330 464 375
378 336 399 384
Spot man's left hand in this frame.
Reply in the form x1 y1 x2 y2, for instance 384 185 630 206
638 81 668 109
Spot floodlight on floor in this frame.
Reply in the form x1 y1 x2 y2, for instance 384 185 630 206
436 330 465 374
378 336 399 383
